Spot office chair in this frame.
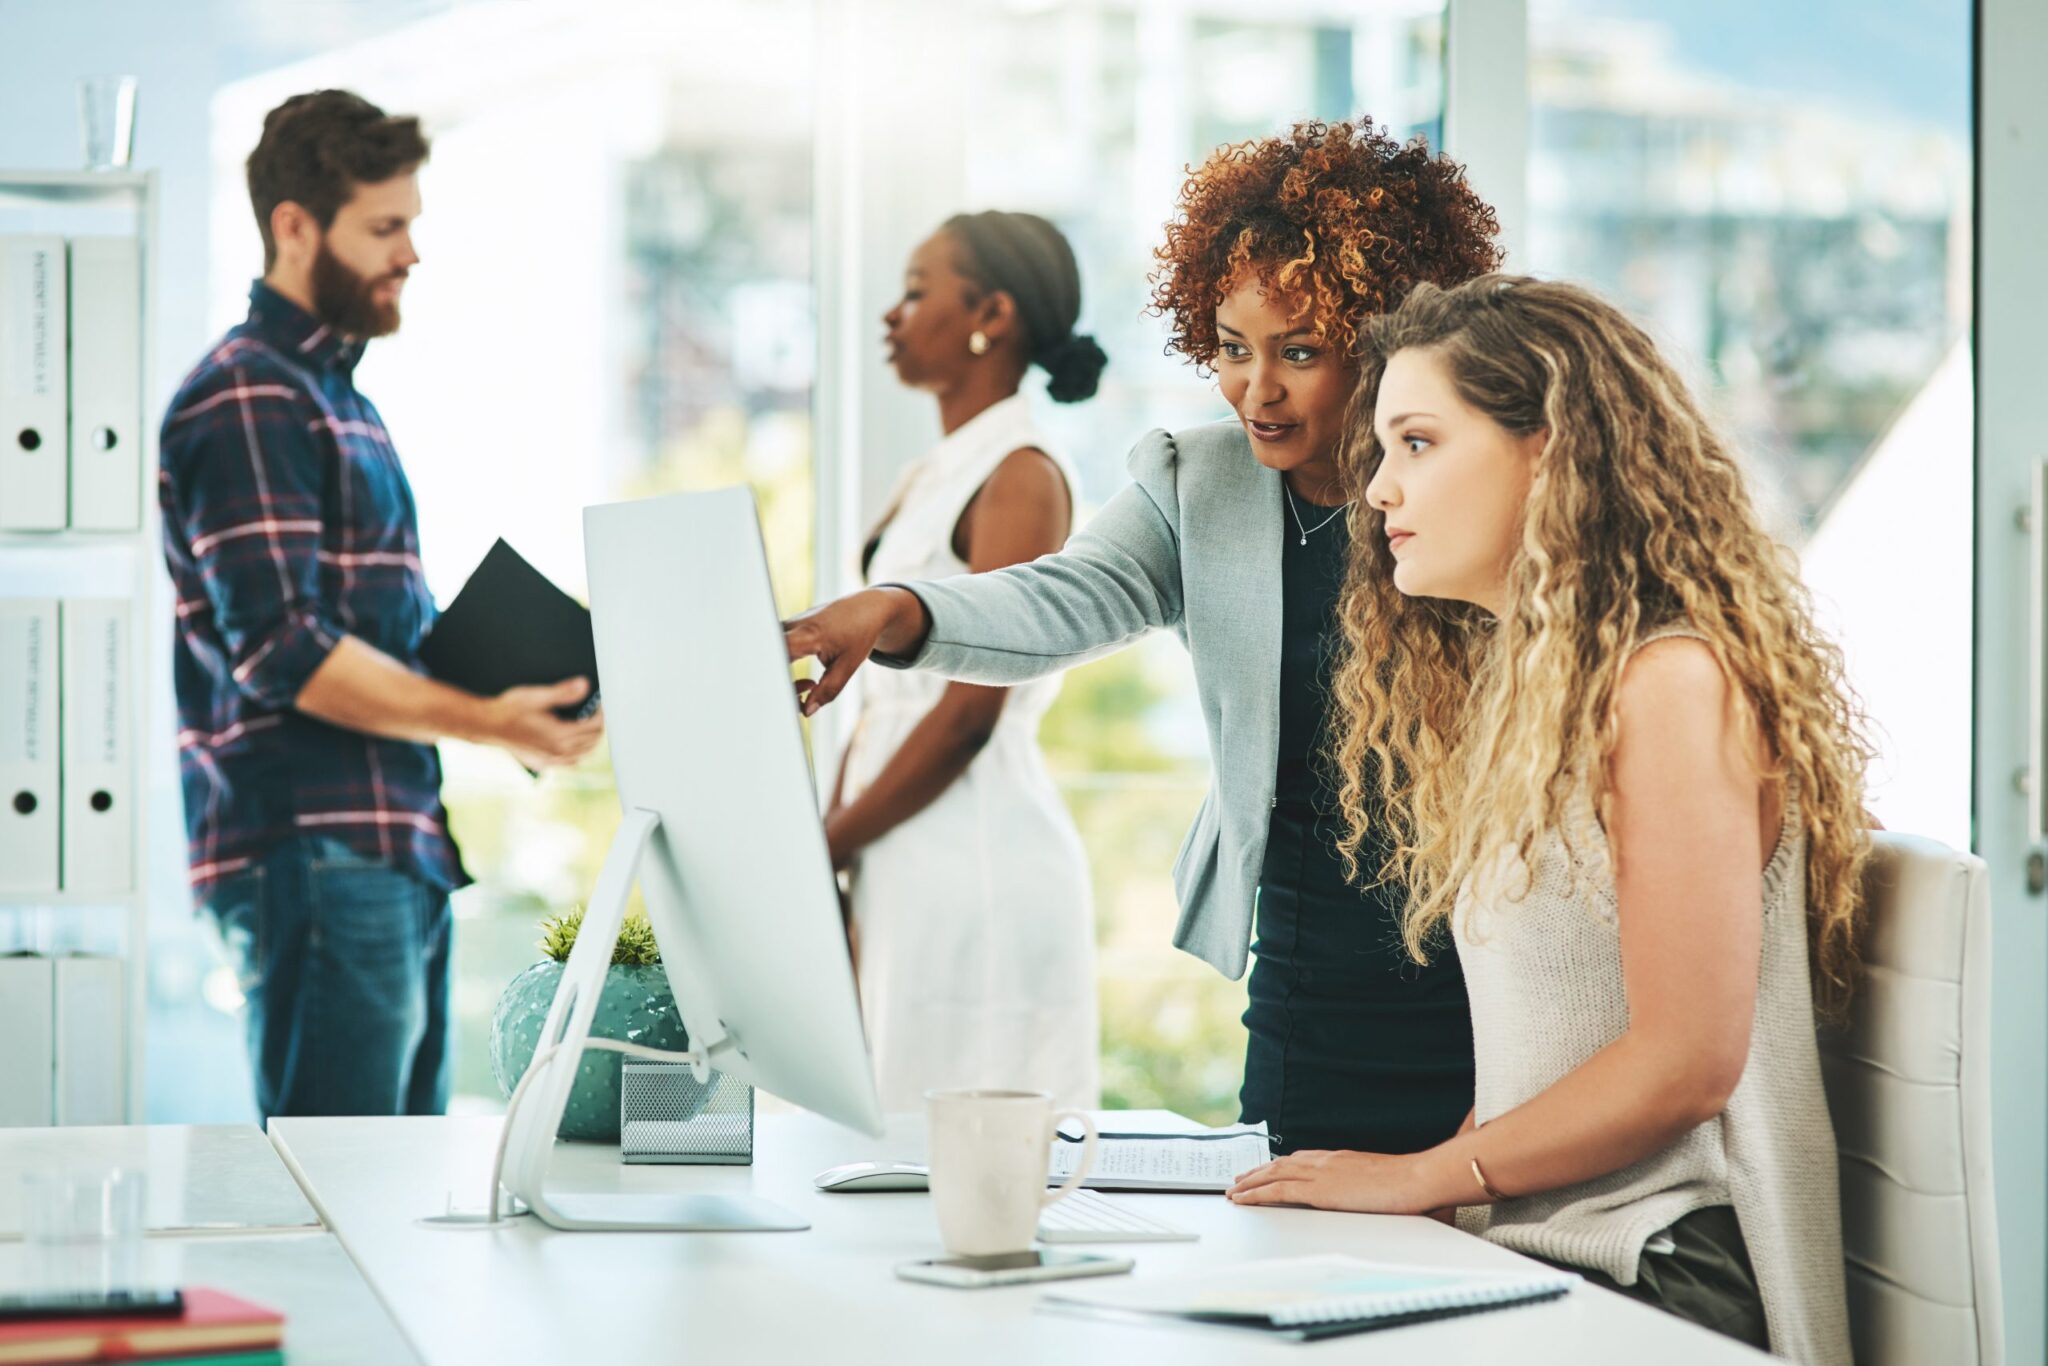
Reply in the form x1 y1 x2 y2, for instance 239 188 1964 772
1818 831 2002 1365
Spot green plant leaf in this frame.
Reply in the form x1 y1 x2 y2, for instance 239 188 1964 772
536 906 663 967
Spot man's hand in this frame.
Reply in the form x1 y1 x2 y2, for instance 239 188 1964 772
476 676 604 769
295 637 603 766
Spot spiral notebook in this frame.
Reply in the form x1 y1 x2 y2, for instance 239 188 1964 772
1039 1254 1576 1341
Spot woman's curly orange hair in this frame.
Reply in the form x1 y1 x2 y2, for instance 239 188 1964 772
1149 119 1502 366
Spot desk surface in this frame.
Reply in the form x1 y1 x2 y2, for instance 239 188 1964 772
0 1232 419 1365
0 1124 320 1238
270 1112 1773 1365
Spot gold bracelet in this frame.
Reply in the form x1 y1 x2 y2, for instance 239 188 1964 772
1470 1156 1510 1202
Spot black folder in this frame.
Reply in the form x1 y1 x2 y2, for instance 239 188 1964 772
418 539 599 721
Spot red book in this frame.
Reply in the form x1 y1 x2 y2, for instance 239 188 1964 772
0 1289 284 1364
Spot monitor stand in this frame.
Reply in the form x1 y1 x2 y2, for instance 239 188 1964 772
494 808 808 1233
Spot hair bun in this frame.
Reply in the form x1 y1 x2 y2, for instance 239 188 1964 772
1041 332 1107 404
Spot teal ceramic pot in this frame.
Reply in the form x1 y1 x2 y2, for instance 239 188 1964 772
489 960 696 1141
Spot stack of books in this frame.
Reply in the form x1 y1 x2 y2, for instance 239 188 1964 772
0 1288 283 1364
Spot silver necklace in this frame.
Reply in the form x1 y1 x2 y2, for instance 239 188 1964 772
1284 482 1350 545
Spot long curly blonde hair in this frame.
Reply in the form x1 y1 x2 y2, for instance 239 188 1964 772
1327 276 1874 1015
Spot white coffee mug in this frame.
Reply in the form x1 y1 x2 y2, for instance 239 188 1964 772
924 1089 1098 1257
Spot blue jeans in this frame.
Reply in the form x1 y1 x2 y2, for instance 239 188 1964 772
201 837 452 1123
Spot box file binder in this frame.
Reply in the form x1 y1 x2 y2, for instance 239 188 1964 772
0 235 69 530
60 599 131 892
66 237 141 531
0 955 55 1127
53 955 125 1125
0 598 60 893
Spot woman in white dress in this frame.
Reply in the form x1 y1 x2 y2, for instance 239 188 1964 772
826 211 1109 1111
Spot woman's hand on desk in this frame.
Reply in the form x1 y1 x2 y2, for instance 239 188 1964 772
784 587 931 716
1225 1148 1436 1216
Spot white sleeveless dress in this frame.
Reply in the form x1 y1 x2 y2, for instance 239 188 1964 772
841 393 1100 1112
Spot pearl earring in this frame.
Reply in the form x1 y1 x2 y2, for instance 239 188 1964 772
968 331 990 356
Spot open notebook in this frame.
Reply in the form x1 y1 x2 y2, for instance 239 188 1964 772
1040 1254 1577 1341
1048 1122 1272 1193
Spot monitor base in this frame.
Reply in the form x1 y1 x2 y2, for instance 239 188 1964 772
531 1191 808 1232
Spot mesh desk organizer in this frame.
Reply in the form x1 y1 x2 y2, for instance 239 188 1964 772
621 1060 754 1165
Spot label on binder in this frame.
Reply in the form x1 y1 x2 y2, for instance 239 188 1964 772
0 598 60 893
0 235 69 530
61 599 131 892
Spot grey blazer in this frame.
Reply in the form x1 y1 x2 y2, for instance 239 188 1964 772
881 419 1289 980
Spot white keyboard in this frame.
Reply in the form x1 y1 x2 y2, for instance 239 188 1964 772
1036 1189 1198 1243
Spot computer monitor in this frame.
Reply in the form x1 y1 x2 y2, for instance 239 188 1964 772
496 486 883 1233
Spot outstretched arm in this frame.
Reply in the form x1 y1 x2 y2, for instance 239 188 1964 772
296 638 602 769
787 429 1187 712
822 448 1072 867
163 363 601 770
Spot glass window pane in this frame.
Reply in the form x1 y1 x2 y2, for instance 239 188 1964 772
1526 0 1973 846
958 0 1448 1121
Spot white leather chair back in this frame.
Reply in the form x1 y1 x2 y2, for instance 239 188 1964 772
1818 831 2002 1365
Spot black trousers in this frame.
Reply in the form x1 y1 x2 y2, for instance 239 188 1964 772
1530 1205 1772 1353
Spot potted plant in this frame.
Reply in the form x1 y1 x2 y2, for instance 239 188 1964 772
488 906 700 1142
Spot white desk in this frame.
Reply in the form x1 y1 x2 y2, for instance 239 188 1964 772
0 1124 418 1362
270 1113 1773 1365
0 1233 420 1365
0 1124 319 1237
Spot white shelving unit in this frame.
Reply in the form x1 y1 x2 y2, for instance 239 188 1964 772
0 170 159 1125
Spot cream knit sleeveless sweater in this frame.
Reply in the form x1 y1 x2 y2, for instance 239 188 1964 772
1454 627 1850 1366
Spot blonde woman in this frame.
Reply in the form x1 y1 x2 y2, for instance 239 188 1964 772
1227 276 1868 1365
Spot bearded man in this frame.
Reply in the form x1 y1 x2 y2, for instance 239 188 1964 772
160 90 601 1121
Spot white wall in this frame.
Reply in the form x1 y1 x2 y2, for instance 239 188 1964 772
0 0 225 413
0 0 446 408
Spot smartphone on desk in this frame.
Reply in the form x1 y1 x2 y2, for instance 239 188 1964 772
895 1249 1134 1290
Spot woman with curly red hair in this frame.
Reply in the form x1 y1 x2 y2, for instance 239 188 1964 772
788 120 1502 1154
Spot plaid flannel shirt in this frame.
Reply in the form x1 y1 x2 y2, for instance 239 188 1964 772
159 282 468 894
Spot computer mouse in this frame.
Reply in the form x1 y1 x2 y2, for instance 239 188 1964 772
812 1161 930 1192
